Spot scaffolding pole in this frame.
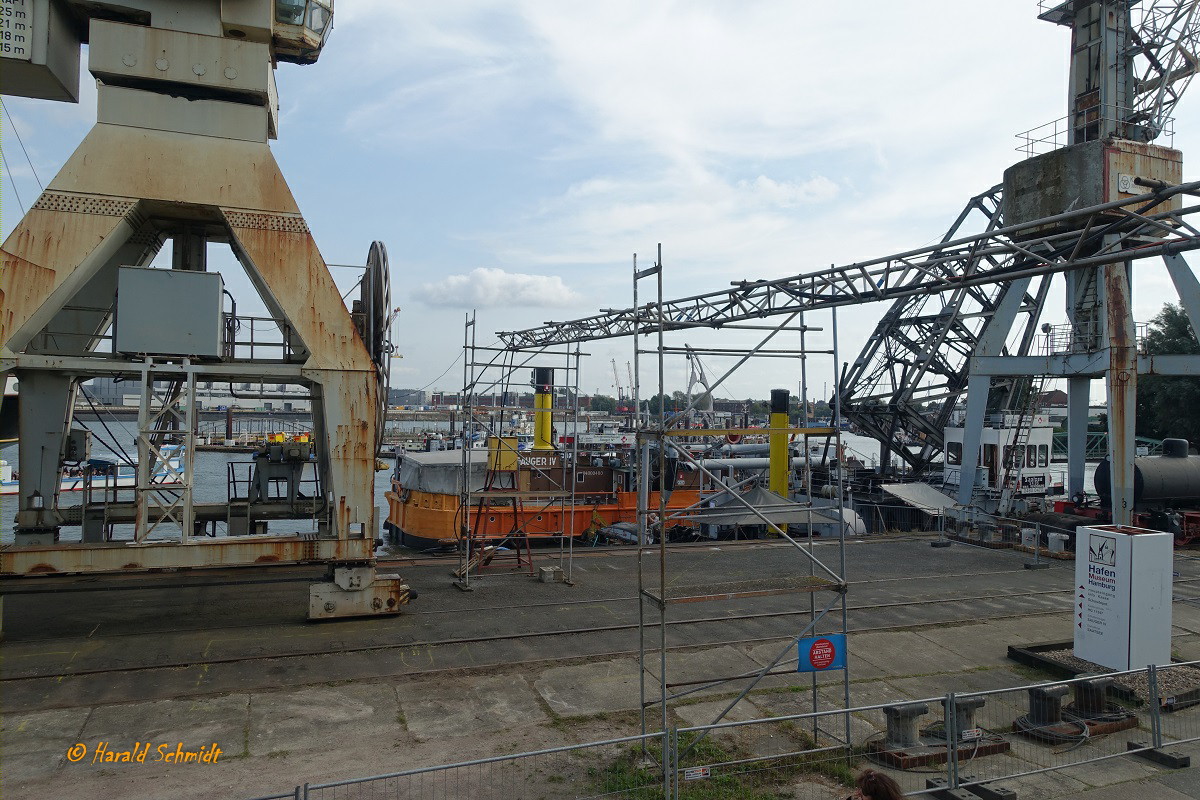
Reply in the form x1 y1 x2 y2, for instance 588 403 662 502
630 245 853 774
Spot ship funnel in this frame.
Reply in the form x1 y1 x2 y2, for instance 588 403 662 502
769 389 790 496
533 368 555 451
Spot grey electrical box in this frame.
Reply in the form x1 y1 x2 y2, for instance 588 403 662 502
64 428 90 462
115 267 224 357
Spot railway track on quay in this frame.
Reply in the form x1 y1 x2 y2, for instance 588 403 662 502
3 538 1198 711
4 581 1198 684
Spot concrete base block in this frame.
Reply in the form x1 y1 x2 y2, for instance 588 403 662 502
960 775 1018 800
1127 740 1192 768
925 779 986 800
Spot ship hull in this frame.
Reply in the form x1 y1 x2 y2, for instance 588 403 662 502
384 484 702 549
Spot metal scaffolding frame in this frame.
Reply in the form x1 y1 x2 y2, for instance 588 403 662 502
455 313 584 588
134 357 197 542
626 246 853 792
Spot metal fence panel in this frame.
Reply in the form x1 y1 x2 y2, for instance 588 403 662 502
251 664 1200 799
1155 661 1200 747
673 701 950 798
302 733 669 800
947 671 1159 791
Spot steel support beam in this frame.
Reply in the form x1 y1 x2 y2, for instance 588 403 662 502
970 353 1200 376
1104 256 1138 526
1068 377 1091 497
499 184 1200 350
0 536 375 576
956 374 991 507
1164 253 1200 346
14 370 75 538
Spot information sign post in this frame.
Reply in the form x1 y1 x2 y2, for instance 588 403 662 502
1074 525 1173 670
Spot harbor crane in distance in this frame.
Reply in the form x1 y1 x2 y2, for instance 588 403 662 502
611 358 624 402
0 0 408 617
684 345 715 427
497 1 1200 526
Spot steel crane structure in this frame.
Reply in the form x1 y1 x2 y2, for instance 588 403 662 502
683 344 715 426
0 0 407 617
499 1 1200 525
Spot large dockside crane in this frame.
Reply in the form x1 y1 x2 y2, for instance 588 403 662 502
842 0 1200 501
498 1 1200 527
0 0 407 617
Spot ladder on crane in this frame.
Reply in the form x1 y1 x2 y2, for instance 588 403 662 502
996 375 1048 515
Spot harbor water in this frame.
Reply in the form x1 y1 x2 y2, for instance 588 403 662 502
0 424 1096 544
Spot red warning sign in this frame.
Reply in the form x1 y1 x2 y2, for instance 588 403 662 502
797 634 846 672
808 638 836 670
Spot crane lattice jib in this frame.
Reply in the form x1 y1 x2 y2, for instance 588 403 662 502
1127 1 1200 138
498 182 1200 351
837 186 1016 470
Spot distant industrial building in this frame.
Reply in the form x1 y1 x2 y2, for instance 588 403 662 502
80 378 311 412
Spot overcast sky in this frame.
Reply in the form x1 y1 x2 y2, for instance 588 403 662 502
3 2 1198 403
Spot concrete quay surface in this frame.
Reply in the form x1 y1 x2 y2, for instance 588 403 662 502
1 536 1198 799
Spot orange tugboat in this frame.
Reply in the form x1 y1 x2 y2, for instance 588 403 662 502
384 367 710 549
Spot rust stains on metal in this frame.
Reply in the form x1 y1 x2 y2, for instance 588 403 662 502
223 220 373 372
1104 262 1137 526
0 536 376 576
0 207 134 352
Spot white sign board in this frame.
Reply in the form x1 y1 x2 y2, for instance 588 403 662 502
1 0 32 60
1074 525 1173 670
560 433 634 446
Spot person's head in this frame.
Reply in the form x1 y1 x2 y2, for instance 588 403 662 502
851 769 903 800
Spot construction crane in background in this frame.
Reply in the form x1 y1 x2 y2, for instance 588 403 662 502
498 1 1200 525
611 358 624 402
684 345 715 427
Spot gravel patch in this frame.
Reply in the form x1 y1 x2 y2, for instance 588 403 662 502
1040 648 1200 701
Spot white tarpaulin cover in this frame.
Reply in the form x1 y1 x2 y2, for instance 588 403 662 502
397 451 488 494
677 486 841 526
879 482 955 513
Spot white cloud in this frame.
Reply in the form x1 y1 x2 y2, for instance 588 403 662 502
413 267 582 308
740 175 840 208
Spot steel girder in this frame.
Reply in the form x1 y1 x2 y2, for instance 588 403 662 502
836 186 1019 471
497 182 1200 465
499 183 1200 353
